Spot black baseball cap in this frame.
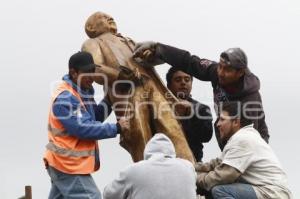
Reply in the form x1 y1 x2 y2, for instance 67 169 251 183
68 51 97 72
220 48 248 69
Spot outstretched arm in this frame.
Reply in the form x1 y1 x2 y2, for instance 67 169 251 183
134 42 218 82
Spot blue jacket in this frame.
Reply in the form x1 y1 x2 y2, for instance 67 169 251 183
52 75 118 140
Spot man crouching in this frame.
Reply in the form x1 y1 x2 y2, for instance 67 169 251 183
196 101 292 199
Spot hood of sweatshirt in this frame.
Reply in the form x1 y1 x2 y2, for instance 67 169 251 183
227 70 261 99
143 133 176 160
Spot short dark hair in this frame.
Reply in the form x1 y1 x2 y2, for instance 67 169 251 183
166 67 192 86
220 101 252 127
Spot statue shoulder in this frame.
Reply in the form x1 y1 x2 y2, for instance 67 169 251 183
82 38 99 49
81 38 104 65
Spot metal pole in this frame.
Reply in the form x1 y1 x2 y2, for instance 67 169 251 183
25 186 32 199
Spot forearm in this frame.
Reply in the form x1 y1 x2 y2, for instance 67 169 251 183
197 164 241 191
156 43 216 81
195 158 221 172
53 96 118 140
66 120 118 140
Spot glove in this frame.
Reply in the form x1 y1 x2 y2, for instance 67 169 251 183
133 41 157 59
133 41 165 67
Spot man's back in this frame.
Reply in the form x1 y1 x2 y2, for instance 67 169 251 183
103 134 197 199
124 158 196 199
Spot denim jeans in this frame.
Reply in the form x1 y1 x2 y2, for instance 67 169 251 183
47 166 101 199
211 183 258 199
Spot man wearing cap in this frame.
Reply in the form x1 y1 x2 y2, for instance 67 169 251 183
133 42 269 150
44 51 130 199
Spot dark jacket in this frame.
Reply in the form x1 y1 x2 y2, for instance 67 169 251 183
180 97 213 162
156 43 269 149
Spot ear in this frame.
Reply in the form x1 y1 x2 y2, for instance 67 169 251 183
233 118 241 129
69 68 78 80
237 69 245 78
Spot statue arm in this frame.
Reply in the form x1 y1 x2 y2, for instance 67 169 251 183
82 39 120 85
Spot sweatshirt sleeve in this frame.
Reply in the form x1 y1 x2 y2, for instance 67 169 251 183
94 98 113 122
244 93 269 143
103 169 131 199
52 91 118 140
156 43 218 81
192 103 213 143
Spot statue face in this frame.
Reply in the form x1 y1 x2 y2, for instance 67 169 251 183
96 12 117 34
85 12 118 38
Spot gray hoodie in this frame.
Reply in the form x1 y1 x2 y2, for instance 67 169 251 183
103 133 197 199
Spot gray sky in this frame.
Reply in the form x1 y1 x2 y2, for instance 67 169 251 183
0 0 299 198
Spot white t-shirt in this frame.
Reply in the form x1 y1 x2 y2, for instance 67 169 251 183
221 125 292 199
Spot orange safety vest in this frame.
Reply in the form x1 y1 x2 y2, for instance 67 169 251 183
44 81 100 174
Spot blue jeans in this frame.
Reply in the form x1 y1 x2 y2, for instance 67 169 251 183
211 183 258 199
47 166 101 199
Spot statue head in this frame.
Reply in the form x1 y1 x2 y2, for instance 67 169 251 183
85 11 118 38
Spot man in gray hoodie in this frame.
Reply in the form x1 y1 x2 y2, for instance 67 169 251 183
103 133 197 199
133 42 269 150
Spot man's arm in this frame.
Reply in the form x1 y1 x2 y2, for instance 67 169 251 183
103 169 131 199
195 158 222 172
243 93 269 143
52 91 119 140
134 42 218 81
196 163 241 191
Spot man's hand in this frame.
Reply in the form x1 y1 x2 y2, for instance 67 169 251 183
195 162 212 173
174 100 192 117
117 117 130 133
133 41 157 60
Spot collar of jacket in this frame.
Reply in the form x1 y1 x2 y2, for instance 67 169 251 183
62 74 95 98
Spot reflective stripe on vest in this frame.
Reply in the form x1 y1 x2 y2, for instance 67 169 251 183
46 141 95 157
48 124 68 136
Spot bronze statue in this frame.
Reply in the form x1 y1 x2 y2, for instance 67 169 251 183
81 11 194 163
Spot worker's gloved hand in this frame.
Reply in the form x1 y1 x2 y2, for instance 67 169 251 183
133 41 157 59
133 41 164 67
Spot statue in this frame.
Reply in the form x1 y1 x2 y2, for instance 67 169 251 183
81 11 194 163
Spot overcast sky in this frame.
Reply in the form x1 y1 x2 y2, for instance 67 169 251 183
0 0 299 198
